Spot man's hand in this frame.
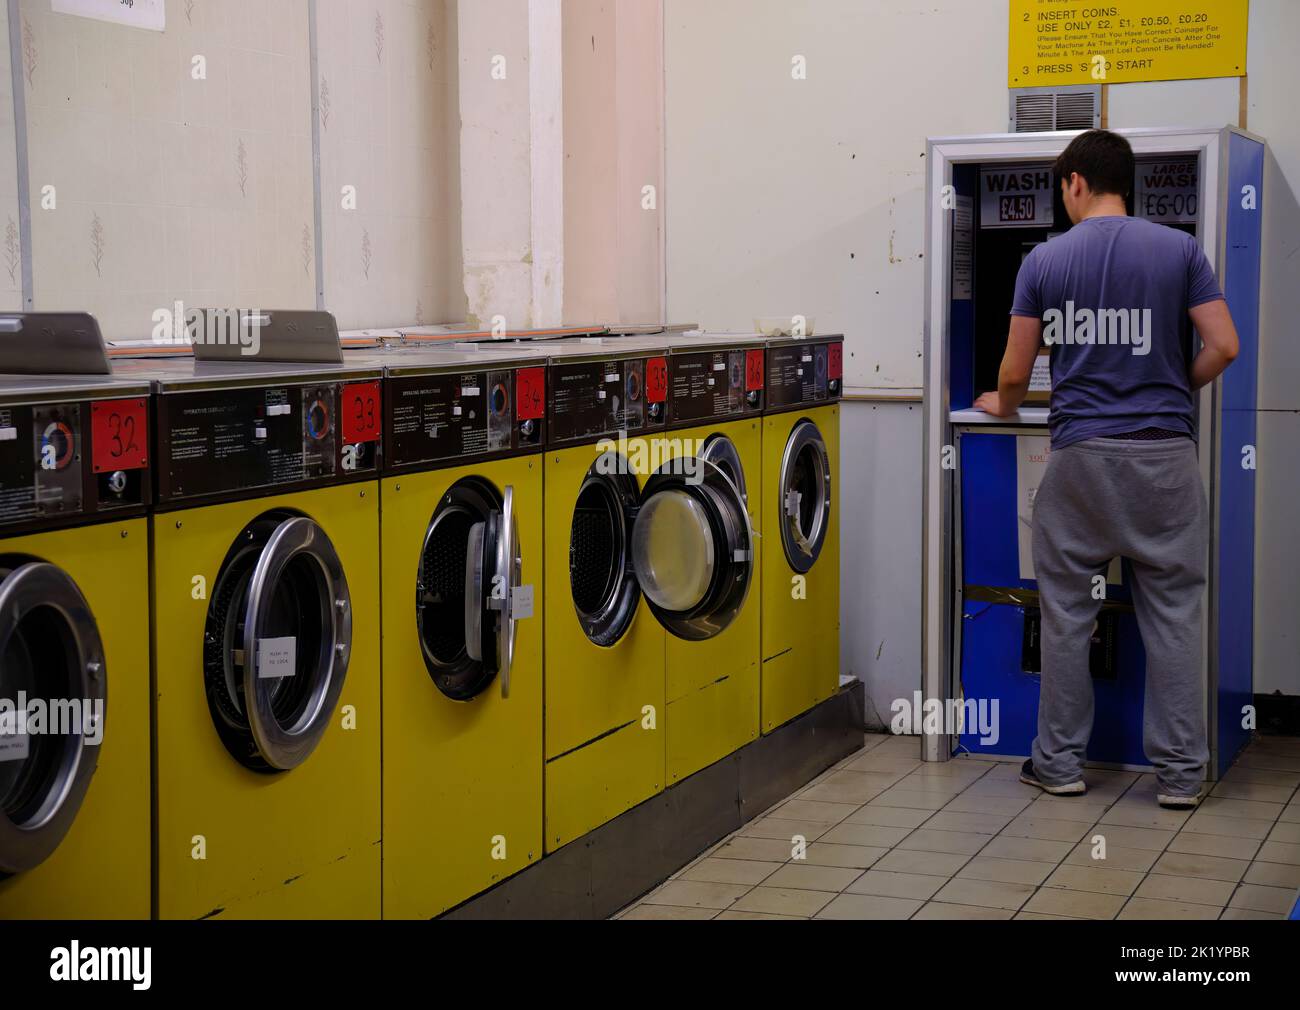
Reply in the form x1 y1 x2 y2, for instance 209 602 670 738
974 391 1019 418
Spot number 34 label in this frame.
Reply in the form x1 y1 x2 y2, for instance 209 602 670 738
90 399 149 473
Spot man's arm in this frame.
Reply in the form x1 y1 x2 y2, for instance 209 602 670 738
1188 299 1239 391
974 315 1043 417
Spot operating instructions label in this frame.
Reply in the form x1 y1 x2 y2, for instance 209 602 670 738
1008 1 1248 87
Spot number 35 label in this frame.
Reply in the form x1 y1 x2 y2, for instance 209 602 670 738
91 399 149 473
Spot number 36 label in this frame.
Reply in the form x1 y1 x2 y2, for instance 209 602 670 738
90 399 149 473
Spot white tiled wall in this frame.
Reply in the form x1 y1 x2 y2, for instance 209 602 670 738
316 0 463 330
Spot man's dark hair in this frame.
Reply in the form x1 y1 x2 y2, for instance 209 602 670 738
1053 129 1135 198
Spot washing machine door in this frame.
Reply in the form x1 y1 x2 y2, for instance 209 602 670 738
464 485 524 699
700 433 748 507
631 458 753 642
0 562 105 875
569 459 641 647
237 516 351 772
777 420 832 574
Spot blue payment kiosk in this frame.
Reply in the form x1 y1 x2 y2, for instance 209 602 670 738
921 128 1264 779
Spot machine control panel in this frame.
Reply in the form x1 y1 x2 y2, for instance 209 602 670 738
548 355 667 445
387 366 546 469
766 339 843 411
156 382 380 503
0 396 151 529
668 348 764 424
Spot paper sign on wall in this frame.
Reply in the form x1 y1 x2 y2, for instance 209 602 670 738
1017 436 1123 585
51 0 166 32
1134 156 1200 225
1009 0 1248 88
981 164 1055 230
952 196 974 300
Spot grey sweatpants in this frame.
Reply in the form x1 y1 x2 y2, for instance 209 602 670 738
1030 436 1209 796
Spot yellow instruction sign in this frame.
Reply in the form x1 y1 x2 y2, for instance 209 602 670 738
1009 1 1249 87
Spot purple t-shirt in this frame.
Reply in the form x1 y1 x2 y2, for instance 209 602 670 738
1011 215 1223 449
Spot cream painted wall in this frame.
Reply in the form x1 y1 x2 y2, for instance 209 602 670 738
317 0 463 331
0 7 20 310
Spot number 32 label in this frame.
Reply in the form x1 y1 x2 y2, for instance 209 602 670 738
91 399 148 473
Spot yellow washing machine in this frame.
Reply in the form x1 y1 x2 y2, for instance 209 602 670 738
649 333 766 784
354 340 554 918
543 337 754 848
119 311 383 919
760 335 843 732
0 314 152 919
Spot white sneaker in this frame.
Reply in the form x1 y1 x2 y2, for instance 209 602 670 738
1157 792 1202 810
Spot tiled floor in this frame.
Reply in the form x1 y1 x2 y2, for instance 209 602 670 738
617 732 1300 920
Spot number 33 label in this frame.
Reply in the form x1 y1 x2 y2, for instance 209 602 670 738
91 399 148 473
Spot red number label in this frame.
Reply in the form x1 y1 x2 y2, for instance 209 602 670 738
829 344 843 381
91 399 148 473
342 382 382 444
646 358 669 404
517 368 546 421
745 350 766 392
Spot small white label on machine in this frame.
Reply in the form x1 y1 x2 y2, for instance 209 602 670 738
511 585 535 620
258 638 297 679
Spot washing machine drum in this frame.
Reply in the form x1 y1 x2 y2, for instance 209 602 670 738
416 479 523 702
569 451 753 646
204 513 351 773
778 420 832 574
0 560 105 876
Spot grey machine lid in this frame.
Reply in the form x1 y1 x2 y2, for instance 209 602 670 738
0 313 151 403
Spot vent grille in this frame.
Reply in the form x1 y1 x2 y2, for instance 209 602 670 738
1010 86 1101 133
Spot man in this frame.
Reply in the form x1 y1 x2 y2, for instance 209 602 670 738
975 129 1240 809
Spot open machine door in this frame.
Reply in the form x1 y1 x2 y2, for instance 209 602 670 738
419 479 527 701
0 562 106 875
204 513 352 772
776 419 832 574
632 457 753 642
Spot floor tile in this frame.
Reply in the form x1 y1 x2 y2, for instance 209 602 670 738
1220 766 1300 789
1133 874 1235 907
771 798 861 824
1280 805 1300 824
872 848 972 877
959 856 1054 886
1218 907 1280 920
1197 797 1286 820
642 880 750 910
800 842 889 869
621 904 718 920
1210 780 1296 804
980 836 1074 863
897 828 993 856
942 791 1035 814
1118 897 1220 920
762 863 863 892
1150 851 1249 883
1266 821 1300 844
1015 911 1082 920
843 804 935 830
1064 841 1160 872
913 902 1015 920
846 870 945 900
679 858 783 887
713 835 801 862
814 893 923 920
1086 824 1176 851
1255 840 1300 865
1043 863 1144 896
820 822 913 848
1027 795 1116 819
1166 832 1261 861
1000 816 1096 843
926 810 1015 835
740 817 832 842
844 753 922 775
933 877 1036 911
1242 860 1300 889
869 789 953 811
1022 888 1125 919
729 887 837 917
1099 803 1192 831
1226 883 1296 915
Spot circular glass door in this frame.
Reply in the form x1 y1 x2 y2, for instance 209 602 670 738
700 434 748 506
778 420 831 574
203 512 350 772
0 560 105 876
632 458 753 641
418 478 519 701
569 457 640 647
